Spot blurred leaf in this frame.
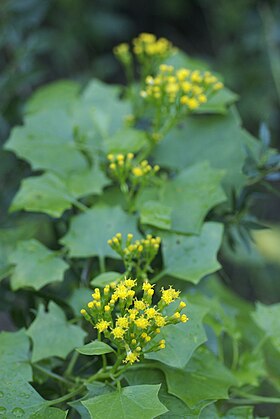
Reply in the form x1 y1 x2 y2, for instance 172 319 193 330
0 329 32 381
104 127 148 154
65 165 111 199
145 301 208 368
10 173 74 217
252 302 280 352
82 385 167 419
9 239 68 290
91 271 121 287
61 205 139 259
27 302 86 362
161 222 223 283
162 346 237 408
76 340 114 356
140 201 172 230
160 162 226 234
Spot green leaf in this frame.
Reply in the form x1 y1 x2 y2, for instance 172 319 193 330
252 302 280 352
162 222 223 284
140 201 172 230
91 271 121 287
8 239 68 290
27 302 86 362
162 347 237 408
145 301 208 369
68 287 93 316
30 407 68 419
82 385 167 419
124 367 211 418
104 127 148 154
81 79 131 137
0 329 32 381
153 111 259 192
65 165 111 199
160 162 226 234
224 406 254 419
61 205 139 258
198 88 239 114
0 368 46 418
26 80 80 114
5 124 87 176
70 383 113 419
76 340 114 356
10 173 75 217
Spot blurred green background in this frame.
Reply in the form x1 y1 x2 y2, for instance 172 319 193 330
1 0 280 304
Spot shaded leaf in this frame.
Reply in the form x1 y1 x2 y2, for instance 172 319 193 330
252 302 280 352
27 302 86 362
65 165 111 199
9 239 68 290
10 173 74 217
61 205 139 259
145 302 208 368
104 127 148 154
91 271 121 287
160 162 225 234
0 329 32 381
162 222 223 284
140 201 172 230
82 385 167 419
76 340 114 356
162 347 237 408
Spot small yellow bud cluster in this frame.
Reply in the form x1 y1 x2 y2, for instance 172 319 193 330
132 33 174 60
107 153 160 191
113 43 132 66
81 278 188 365
140 65 224 111
108 233 161 279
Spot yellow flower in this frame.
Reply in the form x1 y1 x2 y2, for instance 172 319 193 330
124 278 136 288
213 82 224 90
116 316 129 329
173 312 181 319
124 351 139 364
114 284 129 300
132 167 143 177
95 320 111 333
111 327 126 339
187 98 199 110
135 316 150 329
142 281 153 291
179 301 186 309
181 314 189 323
134 300 146 311
155 315 166 327
161 287 180 305
145 307 157 318
129 308 138 320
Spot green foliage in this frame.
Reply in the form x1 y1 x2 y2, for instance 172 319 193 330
27 302 86 362
1 34 280 418
82 385 168 419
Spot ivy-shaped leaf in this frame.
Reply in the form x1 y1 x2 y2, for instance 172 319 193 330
162 347 237 408
27 302 86 362
104 127 148 154
153 111 259 192
65 165 111 199
9 239 68 290
10 173 75 217
145 301 208 368
0 368 46 418
161 222 223 284
61 205 139 259
160 162 226 234
30 407 68 419
82 385 167 419
140 201 172 230
91 271 121 287
0 329 32 381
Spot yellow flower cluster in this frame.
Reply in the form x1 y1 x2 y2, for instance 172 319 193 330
113 43 132 65
107 153 160 181
132 33 174 59
108 233 161 277
81 278 188 364
140 64 224 110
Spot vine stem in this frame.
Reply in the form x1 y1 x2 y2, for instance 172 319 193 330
64 350 79 378
230 389 280 405
33 364 74 386
99 255 106 273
